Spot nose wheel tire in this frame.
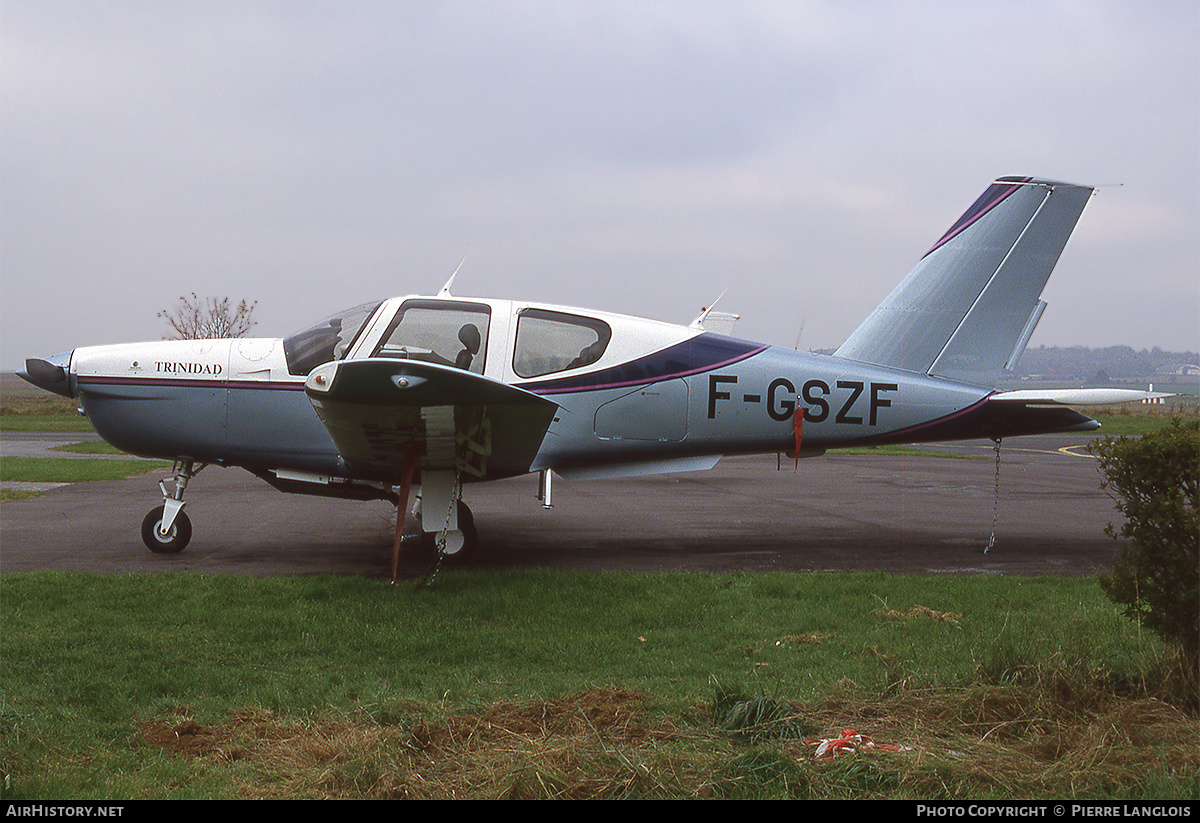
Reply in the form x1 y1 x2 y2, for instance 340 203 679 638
141 505 192 553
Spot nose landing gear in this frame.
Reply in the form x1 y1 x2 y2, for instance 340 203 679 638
141 460 203 553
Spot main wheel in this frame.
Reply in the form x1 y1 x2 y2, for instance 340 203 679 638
419 501 478 561
141 505 192 553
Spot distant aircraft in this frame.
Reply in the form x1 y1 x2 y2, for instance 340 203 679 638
19 176 1164 574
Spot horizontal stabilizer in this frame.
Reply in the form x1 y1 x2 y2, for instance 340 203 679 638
988 388 1172 406
975 387 1174 439
836 177 1095 387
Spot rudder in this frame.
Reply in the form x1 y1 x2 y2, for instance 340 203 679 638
834 176 1094 387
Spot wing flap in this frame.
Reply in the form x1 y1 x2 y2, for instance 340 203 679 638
305 359 558 481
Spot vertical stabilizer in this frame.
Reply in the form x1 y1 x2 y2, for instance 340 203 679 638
834 177 1094 387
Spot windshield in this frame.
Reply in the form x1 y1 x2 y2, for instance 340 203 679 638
282 300 383 376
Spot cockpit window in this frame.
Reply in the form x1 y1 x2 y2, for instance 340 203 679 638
282 301 383 376
371 300 491 374
514 309 611 378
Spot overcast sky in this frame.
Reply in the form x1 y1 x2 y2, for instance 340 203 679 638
2 0 1197 372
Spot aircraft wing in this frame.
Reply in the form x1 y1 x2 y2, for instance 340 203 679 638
304 359 558 482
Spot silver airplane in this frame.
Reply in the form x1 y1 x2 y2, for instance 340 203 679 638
19 176 1163 574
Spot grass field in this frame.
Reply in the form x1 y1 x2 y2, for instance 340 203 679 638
0 412 95 433
0 456 170 484
0 454 168 500
0 380 92 432
1 571 1196 800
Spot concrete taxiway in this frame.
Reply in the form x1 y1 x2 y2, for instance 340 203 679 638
1 431 1122 579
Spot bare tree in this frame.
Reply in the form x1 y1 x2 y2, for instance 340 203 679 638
159 293 258 339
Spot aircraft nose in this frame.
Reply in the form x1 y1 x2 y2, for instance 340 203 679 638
17 350 75 397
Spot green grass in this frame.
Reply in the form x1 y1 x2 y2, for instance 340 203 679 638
0 387 94 432
0 412 95 432
0 443 162 500
2 571 1195 799
0 489 41 502
1088 413 1194 436
50 440 125 455
4 570 1099 712
0 456 168 483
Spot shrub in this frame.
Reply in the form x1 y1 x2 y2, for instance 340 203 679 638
1088 419 1199 660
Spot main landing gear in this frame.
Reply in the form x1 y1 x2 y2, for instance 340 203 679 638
141 460 202 553
413 496 478 559
391 459 479 584
136 458 480 573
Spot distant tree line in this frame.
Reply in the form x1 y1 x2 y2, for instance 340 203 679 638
1012 345 1200 384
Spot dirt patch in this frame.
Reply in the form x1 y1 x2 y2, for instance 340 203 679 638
135 684 1200 799
409 687 670 751
136 688 682 799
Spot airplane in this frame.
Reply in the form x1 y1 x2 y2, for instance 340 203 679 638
18 175 1166 577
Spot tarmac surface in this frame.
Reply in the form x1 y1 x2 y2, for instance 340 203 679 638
1 431 1123 580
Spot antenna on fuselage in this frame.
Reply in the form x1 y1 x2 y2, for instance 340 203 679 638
690 289 729 330
438 248 472 296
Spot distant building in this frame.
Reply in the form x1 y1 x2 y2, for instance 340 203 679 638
1155 363 1200 380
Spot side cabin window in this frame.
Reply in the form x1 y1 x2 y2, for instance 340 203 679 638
514 309 612 378
371 299 490 374
283 300 383 376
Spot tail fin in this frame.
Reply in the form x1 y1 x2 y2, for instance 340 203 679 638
834 176 1094 387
